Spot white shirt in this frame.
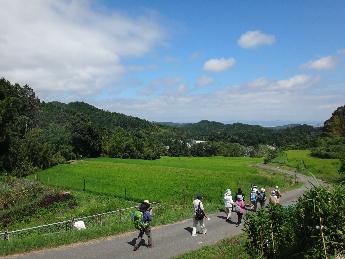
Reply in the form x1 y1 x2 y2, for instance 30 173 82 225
224 194 233 207
193 199 204 211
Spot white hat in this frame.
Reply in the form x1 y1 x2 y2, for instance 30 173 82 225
275 186 279 189
144 200 150 204
225 189 231 195
261 188 265 192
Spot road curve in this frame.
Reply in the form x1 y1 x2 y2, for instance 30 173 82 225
6 164 320 259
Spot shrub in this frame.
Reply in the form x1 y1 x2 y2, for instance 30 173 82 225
0 177 74 228
245 185 345 258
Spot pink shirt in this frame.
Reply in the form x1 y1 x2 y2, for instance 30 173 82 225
235 200 245 214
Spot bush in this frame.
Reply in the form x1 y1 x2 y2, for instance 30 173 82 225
244 185 345 258
0 177 74 228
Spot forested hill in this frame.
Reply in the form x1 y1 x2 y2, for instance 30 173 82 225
40 101 158 133
164 120 321 148
324 105 345 137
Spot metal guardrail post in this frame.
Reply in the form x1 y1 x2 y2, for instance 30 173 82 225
4 230 9 240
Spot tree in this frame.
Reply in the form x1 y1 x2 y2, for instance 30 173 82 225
0 78 40 175
70 113 101 158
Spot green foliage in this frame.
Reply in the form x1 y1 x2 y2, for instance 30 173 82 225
323 105 345 137
170 121 321 149
0 78 40 175
263 148 279 164
245 185 345 258
245 205 297 257
70 113 101 157
0 177 57 227
102 128 162 160
311 136 345 159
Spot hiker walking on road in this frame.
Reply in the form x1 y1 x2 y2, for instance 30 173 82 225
223 189 234 221
235 188 245 203
269 190 279 205
192 194 208 236
133 200 153 251
274 186 282 202
257 188 267 209
250 185 258 212
234 195 245 226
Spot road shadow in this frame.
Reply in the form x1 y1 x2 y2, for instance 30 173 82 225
217 215 237 225
127 238 145 248
184 227 193 234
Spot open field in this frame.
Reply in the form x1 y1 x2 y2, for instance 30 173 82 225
30 156 293 204
273 150 341 182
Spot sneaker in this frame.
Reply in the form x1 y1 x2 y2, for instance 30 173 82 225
133 245 138 251
192 234 197 237
147 244 152 248
203 229 207 235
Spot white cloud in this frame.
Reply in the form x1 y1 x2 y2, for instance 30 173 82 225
241 75 316 92
0 0 164 98
196 76 214 87
95 74 342 124
273 75 314 90
301 56 337 70
238 30 276 49
203 58 236 72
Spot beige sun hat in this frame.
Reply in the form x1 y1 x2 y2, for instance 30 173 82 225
143 200 150 204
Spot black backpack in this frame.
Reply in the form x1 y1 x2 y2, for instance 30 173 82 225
195 202 205 220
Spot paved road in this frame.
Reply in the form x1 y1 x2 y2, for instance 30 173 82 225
6 164 319 259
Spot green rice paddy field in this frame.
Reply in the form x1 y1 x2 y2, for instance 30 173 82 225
30 156 294 205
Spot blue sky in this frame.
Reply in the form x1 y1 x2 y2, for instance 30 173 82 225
1 0 344 125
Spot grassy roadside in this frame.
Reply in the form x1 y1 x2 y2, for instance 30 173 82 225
175 235 250 259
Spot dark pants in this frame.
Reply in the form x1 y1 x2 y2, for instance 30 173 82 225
237 212 243 225
134 227 152 249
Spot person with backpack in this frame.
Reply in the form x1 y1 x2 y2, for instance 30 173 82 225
269 190 279 205
192 194 208 237
250 185 258 212
132 200 153 251
223 189 234 221
274 186 282 202
257 188 267 209
234 194 246 226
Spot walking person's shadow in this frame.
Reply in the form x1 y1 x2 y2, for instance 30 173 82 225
184 227 193 234
217 215 237 224
128 238 146 249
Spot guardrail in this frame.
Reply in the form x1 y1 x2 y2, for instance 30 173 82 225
1 202 160 240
